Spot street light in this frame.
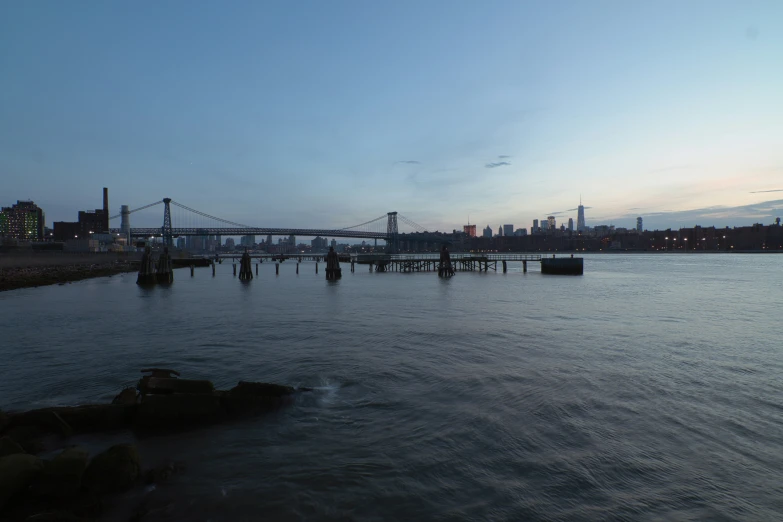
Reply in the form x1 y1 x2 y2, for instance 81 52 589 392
684 237 688 252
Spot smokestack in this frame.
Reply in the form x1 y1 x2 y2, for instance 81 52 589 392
103 187 109 232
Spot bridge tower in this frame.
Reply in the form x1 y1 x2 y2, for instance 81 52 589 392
387 212 398 253
162 198 173 247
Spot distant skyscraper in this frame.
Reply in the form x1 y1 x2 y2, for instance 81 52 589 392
503 224 514 237
532 219 539 233
568 218 574 231
577 197 586 232
225 237 235 249
547 216 556 231
497 226 503 237
636 217 643 232
483 225 492 238
176 237 186 249
463 224 476 237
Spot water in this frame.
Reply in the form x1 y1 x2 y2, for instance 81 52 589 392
1 254 782 521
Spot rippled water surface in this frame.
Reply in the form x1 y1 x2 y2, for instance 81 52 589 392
2 254 782 521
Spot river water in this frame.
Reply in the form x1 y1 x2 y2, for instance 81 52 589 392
1 254 782 521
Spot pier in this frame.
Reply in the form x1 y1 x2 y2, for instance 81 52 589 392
354 253 544 273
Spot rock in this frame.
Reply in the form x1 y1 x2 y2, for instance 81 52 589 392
34 446 89 499
0 453 45 510
13 404 137 434
112 387 138 405
221 381 296 415
0 436 25 457
82 444 140 494
144 461 184 484
3 425 47 454
135 394 225 430
25 511 88 521
0 409 7 431
139 377 214 396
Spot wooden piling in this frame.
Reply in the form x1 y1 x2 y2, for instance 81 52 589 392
296 263 299 274
190 265 194 277
502 261 507 273
523 260 527 273
212 262 216 276
233 264 236 276
276 263 279 275
256 263 259 275
315 262 319 274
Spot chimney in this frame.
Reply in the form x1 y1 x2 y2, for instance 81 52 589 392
103 187 109 232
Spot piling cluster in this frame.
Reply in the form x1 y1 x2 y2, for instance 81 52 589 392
238 250 253 280
325 246 342 280
136 246 174 286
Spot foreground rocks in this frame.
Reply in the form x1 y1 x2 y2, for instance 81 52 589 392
0 370 304 520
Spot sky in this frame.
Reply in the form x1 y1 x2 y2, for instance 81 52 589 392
1 0 782 233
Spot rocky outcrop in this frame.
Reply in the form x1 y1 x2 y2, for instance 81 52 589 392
0 453 45 510
1 372 304 445
136 393 225 430
82 444 140 495
0 436 25 458
33 446 90 499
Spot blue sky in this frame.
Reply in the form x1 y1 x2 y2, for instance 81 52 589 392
1 1 782 233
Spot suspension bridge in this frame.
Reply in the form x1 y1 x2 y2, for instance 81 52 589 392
108 198 433 248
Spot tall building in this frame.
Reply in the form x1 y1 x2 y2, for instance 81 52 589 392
497 226 503 237
463 224 476 237
568 218 574 231
240 235 255 247
503 224 514 237
547 216 556 231
514 228 527 236
120 205 131 240
532 219 539 233
0 200 45 241
636 217 643 233
176 237 186 249
483 225 492 238
577 197 586 232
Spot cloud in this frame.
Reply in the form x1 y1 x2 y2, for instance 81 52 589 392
395 160 421 165
750 189 783 193
498 155 511 159
485 161 511 169
598 199 783 230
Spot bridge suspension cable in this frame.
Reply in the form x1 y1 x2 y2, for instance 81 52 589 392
108 200 163 220
339 214 388 230
398 214 428 233
170 200 252 228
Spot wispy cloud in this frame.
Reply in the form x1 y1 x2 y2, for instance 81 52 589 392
485 161 511 169
395 160 421 165
750 189 783 193
498 155 511 159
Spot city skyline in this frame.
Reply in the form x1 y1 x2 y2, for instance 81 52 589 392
2 2 782 231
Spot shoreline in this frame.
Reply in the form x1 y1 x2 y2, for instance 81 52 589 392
0 262 138 292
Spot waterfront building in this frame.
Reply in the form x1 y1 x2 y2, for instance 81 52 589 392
547 216 556 231
568 218 574 231
483 225 492 238
532 219 539 233
0 200 45 241
503 224 514 237
177 237 186 249
463 224 476 237
514 228 527 236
